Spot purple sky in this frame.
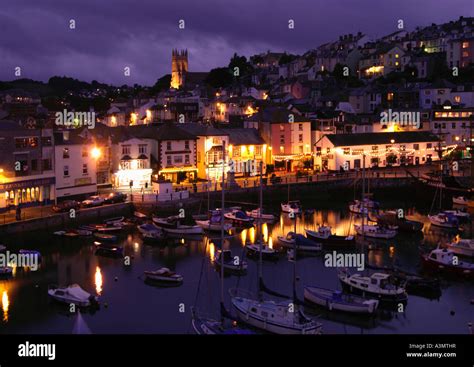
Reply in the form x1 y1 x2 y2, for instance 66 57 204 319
1 0 473 86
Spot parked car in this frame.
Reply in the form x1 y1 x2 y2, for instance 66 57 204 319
104 192 127 204
52 200 80 213
82 195 105 208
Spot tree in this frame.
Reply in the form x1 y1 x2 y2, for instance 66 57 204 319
229 53 253 77
278 53 295 65
150 74 171 94
205 67 233 88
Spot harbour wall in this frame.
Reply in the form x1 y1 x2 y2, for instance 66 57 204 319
0 202 133 235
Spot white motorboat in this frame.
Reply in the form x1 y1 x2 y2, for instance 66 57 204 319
428 213 459 229
48 284 99 307
152 215 204 235
137 223 166 242
338 270 407 302
305 226 355 246
281 201 301 214
54 229 93 237
144 267 183 285
223 210 254 227
231 297 322 334
246 208 276 221
349 200 369 215
354 224 397 239
214 249 247 274
246 241 278 260
447 238 474 258
104 216 125 225
304 286 379 314
421 248 474 277
452 196 468 206
195 210 232 232
277 232 322 252
442 210 470 220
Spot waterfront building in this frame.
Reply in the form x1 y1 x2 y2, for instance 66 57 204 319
314 131 440 171
220 128 266 177
430 106 474 147
53 130 98 200
245 107 312 172
0 121 55 210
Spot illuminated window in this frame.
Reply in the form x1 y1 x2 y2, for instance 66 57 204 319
63 148 70 159
343 148 350 155
387 93 394 101
462 42 469 49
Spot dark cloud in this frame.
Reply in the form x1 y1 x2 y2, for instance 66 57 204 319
0 0 472 85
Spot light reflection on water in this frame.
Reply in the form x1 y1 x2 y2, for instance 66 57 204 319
0 207 472 334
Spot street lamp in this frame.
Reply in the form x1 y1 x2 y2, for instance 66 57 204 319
91 147 101 160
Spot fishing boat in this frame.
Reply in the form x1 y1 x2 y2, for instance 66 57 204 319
421 248 474 277
94 242 123 257
304 286 379 314
104 216 125 225
214 249 247 274
375 211 423 233
48 284 99 307
152 215 204 235
0 267 13 278
447 238 474 258
144 267 183 285
428 213 459 229
354 224 397 239
137 223 166 242
231 297 321 334
338 270 408 302
305 226 355 247
281 200 301 214
93 233 117 242
453 196 469 205
277 232 322 252
246 241 278 260
246 208 276 221
223 210 254 227
195 210 232 232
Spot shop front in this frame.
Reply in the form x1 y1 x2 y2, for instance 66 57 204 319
0 176 55 210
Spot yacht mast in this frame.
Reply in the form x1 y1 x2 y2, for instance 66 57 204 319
220 141 226 318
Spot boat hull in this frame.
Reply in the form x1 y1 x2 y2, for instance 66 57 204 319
304 287 378 314
339 279 407 302
232 297 321 335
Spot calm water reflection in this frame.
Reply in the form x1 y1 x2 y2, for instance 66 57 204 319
0 204 472 334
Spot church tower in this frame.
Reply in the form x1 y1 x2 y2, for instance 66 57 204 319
171 49 188 89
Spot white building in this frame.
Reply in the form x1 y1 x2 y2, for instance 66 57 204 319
314 131 440 171
54 131 97 200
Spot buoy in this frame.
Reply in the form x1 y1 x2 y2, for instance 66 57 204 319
114 277 118 282
450 310 455 316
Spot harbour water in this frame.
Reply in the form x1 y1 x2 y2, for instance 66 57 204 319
1 194 473 334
